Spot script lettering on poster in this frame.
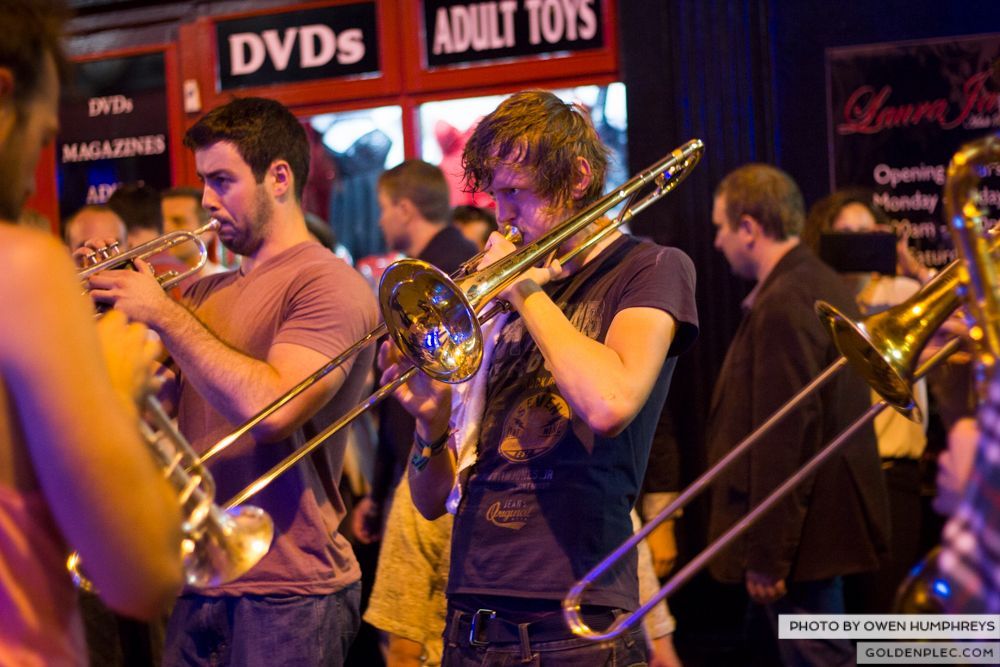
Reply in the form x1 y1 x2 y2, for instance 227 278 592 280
838 70 1000 135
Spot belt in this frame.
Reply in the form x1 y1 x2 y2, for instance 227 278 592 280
449 607 620 647
881 457 919 470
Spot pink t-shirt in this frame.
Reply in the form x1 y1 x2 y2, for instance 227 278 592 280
178 242 378 596
0 485 86 666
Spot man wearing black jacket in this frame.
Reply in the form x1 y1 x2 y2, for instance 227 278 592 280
708 164 891 666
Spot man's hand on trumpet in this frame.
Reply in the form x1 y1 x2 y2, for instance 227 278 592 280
87 257 178 326
71 235 123 267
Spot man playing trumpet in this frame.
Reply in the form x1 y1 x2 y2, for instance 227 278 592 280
86 96 379 665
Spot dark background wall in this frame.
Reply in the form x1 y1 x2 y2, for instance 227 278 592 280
620 1 1000 659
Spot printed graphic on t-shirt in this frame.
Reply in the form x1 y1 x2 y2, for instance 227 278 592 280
498 391 571 463
484 498 533 530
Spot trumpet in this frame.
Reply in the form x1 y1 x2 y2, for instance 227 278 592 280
68 395 274 590
70 216 273 589
78 219 220 290
201 139 705 510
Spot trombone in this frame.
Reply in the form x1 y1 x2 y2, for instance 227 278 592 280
195 224 524 466
78 219 221 290
563 337 961 640
203 139 705 510
563 144 994 640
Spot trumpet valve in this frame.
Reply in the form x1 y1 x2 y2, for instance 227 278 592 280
157 270 179 286
96 241 120 260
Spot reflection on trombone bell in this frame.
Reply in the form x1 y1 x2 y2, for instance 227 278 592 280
77 218 221 291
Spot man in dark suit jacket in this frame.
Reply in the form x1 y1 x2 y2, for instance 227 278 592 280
707 164 890 666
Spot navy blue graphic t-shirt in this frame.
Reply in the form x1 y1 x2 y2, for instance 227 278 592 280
447 234 698 610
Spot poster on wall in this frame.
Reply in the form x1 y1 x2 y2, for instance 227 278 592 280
57 51 170 222
827 33 1000 269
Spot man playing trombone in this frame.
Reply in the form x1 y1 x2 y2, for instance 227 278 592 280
87 96 379 665
382 90 699 664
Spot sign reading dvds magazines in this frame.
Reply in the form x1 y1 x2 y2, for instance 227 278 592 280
828 34 1000 269
57 52 170 220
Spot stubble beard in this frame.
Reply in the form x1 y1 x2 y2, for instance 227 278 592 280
225 186 272 257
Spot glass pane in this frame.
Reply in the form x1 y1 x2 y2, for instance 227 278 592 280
301 106 405 263
417 83 629 209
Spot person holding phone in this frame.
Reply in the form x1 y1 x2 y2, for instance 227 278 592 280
803 189 930 613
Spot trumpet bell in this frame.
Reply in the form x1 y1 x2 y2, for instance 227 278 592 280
183 505 274 588
379 259 483 384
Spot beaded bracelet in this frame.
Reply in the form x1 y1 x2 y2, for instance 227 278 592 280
410 430 449 472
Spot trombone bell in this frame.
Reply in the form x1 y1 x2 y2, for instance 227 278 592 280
816 261 964 423
817 302 919 421
378 259 483 383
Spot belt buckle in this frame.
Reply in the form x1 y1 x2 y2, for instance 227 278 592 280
469 608 496 647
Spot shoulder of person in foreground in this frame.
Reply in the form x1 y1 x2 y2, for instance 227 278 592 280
0 225 183 619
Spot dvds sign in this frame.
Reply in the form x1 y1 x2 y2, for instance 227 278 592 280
217 2 379 90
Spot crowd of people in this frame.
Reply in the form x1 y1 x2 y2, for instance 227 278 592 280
2 2 999 667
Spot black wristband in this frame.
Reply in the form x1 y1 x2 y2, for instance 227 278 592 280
410 430 449 472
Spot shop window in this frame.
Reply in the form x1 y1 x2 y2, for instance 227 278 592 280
418 83 628 210
302 105 405 264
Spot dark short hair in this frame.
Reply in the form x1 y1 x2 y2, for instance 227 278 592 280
183 97 310 202
801 189 889 254
108 183 163 233
304 211 336 250
0 0 69 109
715 164 804 240
378 159 451 223
452 204 498 246
162 185 210 225
462 90 609 208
